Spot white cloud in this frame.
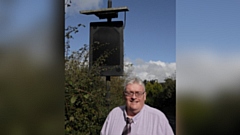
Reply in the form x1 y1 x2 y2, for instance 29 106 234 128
65 0 103 15
124 58 176 82
177 50 240 99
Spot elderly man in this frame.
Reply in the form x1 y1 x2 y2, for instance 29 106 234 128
100 76 174 135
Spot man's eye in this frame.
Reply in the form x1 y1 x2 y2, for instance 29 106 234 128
126 92 132 95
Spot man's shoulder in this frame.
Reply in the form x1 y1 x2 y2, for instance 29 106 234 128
108 105 125 115
144 104 166 117
111 105 125 112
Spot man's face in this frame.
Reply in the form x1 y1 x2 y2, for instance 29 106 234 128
124 83 146 116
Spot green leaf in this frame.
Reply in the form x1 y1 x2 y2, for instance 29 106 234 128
69 81 72 85
84 94 89 99
70 116 74 121
70 95 77 104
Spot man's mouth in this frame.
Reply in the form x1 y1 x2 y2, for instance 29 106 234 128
130 100 138 103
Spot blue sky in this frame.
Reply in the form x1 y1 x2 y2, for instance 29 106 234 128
65 0 176 63
177 0 240 55
177 0 240 98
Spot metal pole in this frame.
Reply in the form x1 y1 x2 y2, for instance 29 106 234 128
108 0 112 8
106 76 111 112
107 0 112 22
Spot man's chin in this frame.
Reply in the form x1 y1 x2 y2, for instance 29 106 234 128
129 107 140 112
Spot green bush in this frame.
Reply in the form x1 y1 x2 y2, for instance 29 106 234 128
65 45 125 135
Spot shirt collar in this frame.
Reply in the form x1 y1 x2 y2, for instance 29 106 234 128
123 104 146 124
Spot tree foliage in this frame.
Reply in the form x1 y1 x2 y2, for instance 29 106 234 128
144 78 176 110
65 45 102 134
64 27 126 135
64 44 126 135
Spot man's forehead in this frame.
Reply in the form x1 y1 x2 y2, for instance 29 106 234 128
126 83 144 91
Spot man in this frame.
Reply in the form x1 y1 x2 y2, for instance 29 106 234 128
101 76 174 135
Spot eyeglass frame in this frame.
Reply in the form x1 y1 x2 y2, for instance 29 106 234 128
123 91 146 97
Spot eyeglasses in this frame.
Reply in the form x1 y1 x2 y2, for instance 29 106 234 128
124 91 145 97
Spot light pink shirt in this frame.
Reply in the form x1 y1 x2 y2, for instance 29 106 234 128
101 104 174 135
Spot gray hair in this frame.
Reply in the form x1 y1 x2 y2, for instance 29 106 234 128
123 76 145 92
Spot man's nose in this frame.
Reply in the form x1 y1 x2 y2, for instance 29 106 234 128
131 93 137 99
